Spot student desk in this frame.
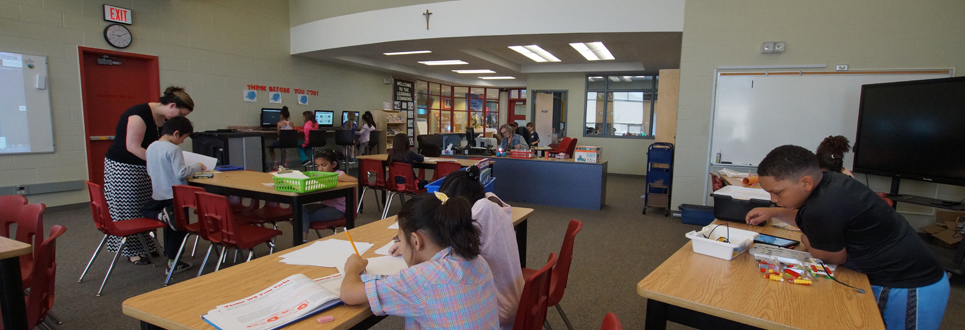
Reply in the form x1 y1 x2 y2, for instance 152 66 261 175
188 170 357 247
636 219 884 330
0 237 31 330
122 207 534 330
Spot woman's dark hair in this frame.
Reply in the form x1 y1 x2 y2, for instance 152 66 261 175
362 111 376 129
397 193 480 259
440 166 486 202
161 116 193 136
159 86 194 112
816 135 852 173
302 111 316 125
280 106 290 119
313 148 342 170
388 133 409 163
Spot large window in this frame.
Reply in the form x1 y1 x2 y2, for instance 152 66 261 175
416 80 501 134
584 75 657 138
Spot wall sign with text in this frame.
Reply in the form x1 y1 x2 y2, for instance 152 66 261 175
104 5 132 24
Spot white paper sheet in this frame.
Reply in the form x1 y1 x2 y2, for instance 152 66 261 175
272 170 309 179
364 256 408 275
279 239 374 268
388 222 399 229
712 185 771 201
374 241 396 256
183 151 217 171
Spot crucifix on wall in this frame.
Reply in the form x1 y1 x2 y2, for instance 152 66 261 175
423 9 432 30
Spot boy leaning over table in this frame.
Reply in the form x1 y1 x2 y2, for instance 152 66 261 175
745 145 948 330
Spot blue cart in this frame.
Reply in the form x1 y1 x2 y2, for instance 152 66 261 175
643 142 674 216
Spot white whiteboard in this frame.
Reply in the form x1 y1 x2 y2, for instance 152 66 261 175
710 70 951 167
0 51 53 154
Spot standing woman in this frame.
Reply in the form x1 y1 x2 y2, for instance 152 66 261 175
297 111 319 167
104 86 193 265
357 111 377 155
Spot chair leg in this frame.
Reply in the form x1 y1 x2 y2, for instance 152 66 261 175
544 320 553 330
314 229 321 239
247 250 255 262
97 237 126 296
356 186 369 214
78 234 108 283
198 245 214 278
38 322 52 330
148 231 164 269
190 235 200 257
214 246 227 272
555 304 574 330
47 310 63 325
233 249 239 264
267 241 275 254
164 234 191 286
382 192 395 219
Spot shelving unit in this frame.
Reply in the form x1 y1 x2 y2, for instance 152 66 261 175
378 109 406 152
643 142 674 216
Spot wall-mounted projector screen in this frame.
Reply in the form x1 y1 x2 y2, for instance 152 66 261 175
0 51 54 154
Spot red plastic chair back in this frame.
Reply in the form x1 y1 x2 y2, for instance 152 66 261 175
359 158 386 188
877 192 894 207
16 203 45 286
564 138 578 156
196 192 232 245
85 182 121 236
431 161 463 181
26 225 65 329
388 162 421 194
0 195 27 237
548 220 582 306
600 313 623 330
513 252 557 330
173 185 205 233
551 137 571 154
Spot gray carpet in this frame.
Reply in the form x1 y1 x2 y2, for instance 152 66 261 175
35 174 965 329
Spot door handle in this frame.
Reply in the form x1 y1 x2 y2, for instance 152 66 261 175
90 136 115 141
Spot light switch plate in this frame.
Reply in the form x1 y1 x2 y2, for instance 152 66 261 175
761 42 775 54
836 64 849 71
774 41 786 53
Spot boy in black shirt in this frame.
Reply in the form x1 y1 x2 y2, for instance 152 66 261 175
746 145 948 330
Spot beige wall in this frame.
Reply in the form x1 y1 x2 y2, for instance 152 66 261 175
0 0 392 207
673 0 965 223
526 73 655 175
290 0 454 27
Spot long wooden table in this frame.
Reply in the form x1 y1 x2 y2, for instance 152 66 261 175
123 207 534 330
0 237 32 330
188 170 357 247
636 219 884 330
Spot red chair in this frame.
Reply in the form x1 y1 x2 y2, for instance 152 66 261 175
549 137 572 155
20 225 65 330
194 190 226 278
309 218 347 239
356 158 387 214
164 185 206 285
0 195 27 237
16 203 45 289
382 162 427 219
563 138 578 156
236 201 293 231
431 161 463 182
197 192 282 268
513 252 558 330
877 192 895 207
600 313 623 330
522 220 583 330
79 182 165 296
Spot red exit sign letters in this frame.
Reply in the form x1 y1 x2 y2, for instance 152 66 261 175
104 5 132 24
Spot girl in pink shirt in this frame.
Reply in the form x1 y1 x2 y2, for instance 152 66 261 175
297 111 319 166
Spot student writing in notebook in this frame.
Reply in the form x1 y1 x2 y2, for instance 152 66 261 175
340 192 498 329
746 145 948 330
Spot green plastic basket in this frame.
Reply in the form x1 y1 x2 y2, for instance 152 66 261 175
273 171 339 193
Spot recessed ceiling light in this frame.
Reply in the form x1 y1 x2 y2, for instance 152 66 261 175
384 50 432 56
508 45 560 62
569 42 615 61
417 60 469 66
608 76 621 82
622 76 633 82
479 76 515 80
452 69 496 74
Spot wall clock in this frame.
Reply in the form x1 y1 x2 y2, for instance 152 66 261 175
104 24 132 49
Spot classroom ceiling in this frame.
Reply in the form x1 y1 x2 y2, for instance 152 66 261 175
295 32 682 87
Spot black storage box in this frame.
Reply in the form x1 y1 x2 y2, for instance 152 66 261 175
678 204 715 226
711 187 771 226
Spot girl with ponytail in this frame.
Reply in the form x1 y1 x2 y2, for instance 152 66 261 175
340 192 498 329
816 135 854 177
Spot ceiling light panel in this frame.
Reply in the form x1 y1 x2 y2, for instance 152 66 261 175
479 76 516 80
509 45 560 63
417 60 469 66
570 42 615 61
452 69 496 74
384 50 432 56
569 43 599 61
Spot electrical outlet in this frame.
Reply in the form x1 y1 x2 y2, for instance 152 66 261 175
761 42 775 54
15 185 27 195
836 64 849 71
774 41 786 53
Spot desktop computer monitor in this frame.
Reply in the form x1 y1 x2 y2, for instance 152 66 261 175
315 110 335 127
466 127 477 148
341 111 360 128
260 108 282 127
476 138 496 148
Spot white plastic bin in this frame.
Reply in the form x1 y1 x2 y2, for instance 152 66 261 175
684 225 760 260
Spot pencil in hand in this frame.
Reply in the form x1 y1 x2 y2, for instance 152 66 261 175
345 229 360 256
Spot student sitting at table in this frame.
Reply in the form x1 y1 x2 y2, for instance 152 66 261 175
746 145 949 330
297 111 319 167
300 149 357 242
340 192 499 329
498 124 526 150
142 116 206 275
526 122 540 147
387 133 428 189
816 135 854 177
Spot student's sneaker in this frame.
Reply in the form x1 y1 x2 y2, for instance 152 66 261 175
165 260 193 275
158 206 177 231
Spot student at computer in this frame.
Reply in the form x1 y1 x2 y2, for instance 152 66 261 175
526 122 540 147
746 145 949 330
357 111 377 155
340 192 498 329
298 111 318 167
267 106 293 168
343 111 358 130
498 124 525 150
816 135 854 177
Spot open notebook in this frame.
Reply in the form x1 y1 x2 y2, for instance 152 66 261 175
202 273 343 330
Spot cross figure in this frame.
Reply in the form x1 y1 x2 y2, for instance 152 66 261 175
423 9 432 30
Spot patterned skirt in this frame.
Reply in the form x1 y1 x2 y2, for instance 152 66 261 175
103 158 157 257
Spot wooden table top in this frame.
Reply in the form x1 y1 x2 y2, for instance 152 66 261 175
636 219 884 330
357 154 483 167
187 170 357 197
0 236 31 260
122 207 534 330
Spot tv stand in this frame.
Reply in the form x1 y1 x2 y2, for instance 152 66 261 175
888 177 965 211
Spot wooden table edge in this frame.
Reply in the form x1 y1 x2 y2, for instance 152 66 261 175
636 287 798 330
122 303 194 330
0 238 32 260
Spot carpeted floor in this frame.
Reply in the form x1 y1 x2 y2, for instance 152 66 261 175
35 174 965 329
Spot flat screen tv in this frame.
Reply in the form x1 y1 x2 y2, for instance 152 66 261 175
853 76 965 186
260 108 282 127
314 110 334 127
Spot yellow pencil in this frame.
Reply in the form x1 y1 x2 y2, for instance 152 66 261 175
345 229 360 256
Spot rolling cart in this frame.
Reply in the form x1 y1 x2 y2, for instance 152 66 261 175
643 142 674 216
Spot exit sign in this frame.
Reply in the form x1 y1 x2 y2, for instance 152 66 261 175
104 5 132 24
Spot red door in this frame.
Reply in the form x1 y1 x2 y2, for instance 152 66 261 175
79 47 159 185
507 98 527 126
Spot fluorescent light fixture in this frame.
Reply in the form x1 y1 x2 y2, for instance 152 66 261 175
452 69 496 74
417 60 469 66
479 76 515 80
608 76 621 82
383 50 432 56
569 42 615 61
508 45 560 62
622 76 633 82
